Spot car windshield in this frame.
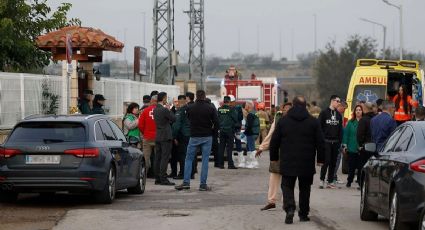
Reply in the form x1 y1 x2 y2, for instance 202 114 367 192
7 122 86 143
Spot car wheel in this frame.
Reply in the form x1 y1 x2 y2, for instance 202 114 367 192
389 191 409 230
95 166 116 204
0 190 18 203
128 160 146 194
360 178 378 221
419 209 425 230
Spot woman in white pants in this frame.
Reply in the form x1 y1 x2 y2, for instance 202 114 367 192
256 103 292 210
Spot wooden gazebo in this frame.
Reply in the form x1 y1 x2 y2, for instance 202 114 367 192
36 26 124 113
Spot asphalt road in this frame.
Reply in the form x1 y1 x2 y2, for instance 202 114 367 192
0 152 389 230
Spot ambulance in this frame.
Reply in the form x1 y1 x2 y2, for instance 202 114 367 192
344 59 424 120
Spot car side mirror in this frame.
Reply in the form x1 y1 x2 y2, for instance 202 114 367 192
364 143 377 153
121 141 130 148
127 136 140 146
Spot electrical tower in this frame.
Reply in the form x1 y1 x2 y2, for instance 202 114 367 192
152 0 175 84
187 0 205 89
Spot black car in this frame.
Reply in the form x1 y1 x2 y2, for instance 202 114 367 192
360 122 425 230
0 114 146 204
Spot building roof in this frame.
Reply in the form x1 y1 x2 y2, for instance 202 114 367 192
36 26 124 52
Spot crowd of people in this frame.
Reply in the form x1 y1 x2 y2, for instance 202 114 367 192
80 83 425 225
253 84 424 225
119 89 270 191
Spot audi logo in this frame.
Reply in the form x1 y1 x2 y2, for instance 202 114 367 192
36 146 50 151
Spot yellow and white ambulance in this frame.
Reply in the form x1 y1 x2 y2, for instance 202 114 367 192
344 59 424 121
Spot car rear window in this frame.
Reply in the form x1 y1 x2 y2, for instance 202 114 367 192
7 122 86 143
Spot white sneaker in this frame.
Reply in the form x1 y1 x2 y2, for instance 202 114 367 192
335 179 344 184
232 151 239 164
245 152 254 169
238 154 246 168
319 180 325 189
250 151 259 169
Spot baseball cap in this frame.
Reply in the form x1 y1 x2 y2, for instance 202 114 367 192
143 95 151 103
228 95 236 102
94 94 106 101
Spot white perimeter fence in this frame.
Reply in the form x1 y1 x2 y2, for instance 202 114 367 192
0 72 179 129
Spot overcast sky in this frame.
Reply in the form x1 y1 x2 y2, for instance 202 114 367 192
48 0 425 61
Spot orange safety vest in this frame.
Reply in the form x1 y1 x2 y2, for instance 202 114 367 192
393 95 418 121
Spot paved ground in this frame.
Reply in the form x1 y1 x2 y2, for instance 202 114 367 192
0 152 389 230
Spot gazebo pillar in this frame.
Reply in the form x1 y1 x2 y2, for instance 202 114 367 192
70 61 79 110
61 60 78 113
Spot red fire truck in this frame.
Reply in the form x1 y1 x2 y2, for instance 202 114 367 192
220 66 278 110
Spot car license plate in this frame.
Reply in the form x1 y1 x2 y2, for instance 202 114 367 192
25 155 61 164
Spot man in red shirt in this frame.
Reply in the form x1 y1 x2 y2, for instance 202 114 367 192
139 95 158 175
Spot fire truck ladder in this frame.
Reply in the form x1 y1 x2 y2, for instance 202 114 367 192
263 83 272 109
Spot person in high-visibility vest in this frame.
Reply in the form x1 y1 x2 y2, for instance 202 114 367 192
256 102 270 146
392 85 418 125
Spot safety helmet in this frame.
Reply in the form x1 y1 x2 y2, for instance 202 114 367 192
257 102 265 110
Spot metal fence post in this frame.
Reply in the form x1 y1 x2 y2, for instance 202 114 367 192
20 74 25 120
115 83 118 118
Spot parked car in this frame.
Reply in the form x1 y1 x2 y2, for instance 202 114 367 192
0 114 146 204
360 121 425 230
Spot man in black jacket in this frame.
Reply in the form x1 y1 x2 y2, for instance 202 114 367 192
153 92 176 186
318 95 343 189
175 90 219 191
270 96 325 224
357 102 375 177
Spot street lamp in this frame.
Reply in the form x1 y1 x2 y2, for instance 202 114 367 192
141 12 146 48
359 18 387 59
382 0 403 60
313 14 317 54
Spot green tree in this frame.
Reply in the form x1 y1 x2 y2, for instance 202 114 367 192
0 0 80 72
314 35 377 107
384 48 425 65
41 78 60 115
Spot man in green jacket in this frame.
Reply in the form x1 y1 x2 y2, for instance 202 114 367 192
78 89 94 114
217 96 238 169
172 95 194 179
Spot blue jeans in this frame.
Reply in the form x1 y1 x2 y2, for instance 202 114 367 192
246 135 257 151
184 136 213 185
334 149 342 180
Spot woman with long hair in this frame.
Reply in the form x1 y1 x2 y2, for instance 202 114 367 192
342 104 363 188
123 103 140 145
393 85 418 125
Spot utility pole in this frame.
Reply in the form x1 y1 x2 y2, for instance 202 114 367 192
382 0 403 60
186 0 205 89
141 12 146 48
360 18 387 59
313 14 317 53
152 0 174 84
279 30 282 60
291 28 294 60
257 25 260 56
238 29 241 54
124 28 130 79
